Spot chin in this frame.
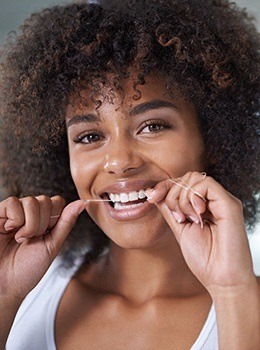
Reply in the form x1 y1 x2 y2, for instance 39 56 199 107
101 219 172 250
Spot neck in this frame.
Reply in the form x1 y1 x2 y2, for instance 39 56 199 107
85 235 207 304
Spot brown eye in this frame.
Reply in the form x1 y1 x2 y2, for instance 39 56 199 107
74 133 103 144
140 120 171 134
147 124 163 132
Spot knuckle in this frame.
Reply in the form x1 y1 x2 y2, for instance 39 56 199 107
194 171 204 178
51 195 66 206
23 196 38 207
4 196 19 206
165 179 175 190
37 194 51 203
184 171 192 178
202 175 215 187
39 196 52 211
205 175 214 182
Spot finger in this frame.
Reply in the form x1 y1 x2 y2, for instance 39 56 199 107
146 175 199 223
146 174 202 205
177 173 206 225
34 195 52 236
170 201 187 224
48 196 66 230
145 178 177 203
163 173 197 222
15 197 40 241
155 200 184 243
178 191 201 225
186 175 240 229
161 179 188 223
146 177 194 224
190 193 207 216
44 200 86 258
0 197 25 233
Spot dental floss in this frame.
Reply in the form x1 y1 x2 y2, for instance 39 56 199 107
49 200 111 218
50 173 207 223
176 178 206 202
85 172 207 204
164 170 207 228
85 199 111 203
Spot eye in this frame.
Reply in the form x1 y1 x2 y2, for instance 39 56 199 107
140 120 171 134
73 132 103 144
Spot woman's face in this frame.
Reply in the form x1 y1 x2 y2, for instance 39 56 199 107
66 75 206 249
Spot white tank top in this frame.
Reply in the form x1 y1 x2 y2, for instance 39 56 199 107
6 257 219 350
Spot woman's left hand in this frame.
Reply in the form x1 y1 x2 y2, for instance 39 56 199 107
146 171 256 295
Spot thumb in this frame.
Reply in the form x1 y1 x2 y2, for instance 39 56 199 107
155 200 183 244
45 199 86 257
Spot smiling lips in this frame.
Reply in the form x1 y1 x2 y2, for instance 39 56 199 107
98 180 157 220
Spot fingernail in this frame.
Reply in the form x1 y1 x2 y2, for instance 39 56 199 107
4 226 16 232
188 215 199 224
4 222 15 231
15 237 28 244
172 211 182 223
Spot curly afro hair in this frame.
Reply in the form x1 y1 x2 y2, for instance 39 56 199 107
0 0 259 267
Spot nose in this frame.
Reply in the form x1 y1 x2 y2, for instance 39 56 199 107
103 143 144 175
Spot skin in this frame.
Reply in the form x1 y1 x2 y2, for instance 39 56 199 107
67 75 206 250
0 75 259 349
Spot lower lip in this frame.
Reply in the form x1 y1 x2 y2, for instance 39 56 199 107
103 200 155 221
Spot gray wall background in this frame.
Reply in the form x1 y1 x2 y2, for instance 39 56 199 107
0 0 260 273
0 0 259 44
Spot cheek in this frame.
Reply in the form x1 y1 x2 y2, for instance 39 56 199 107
149 134 206 176
69 152 99 196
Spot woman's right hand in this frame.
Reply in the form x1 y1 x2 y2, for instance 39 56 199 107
0 195 85 300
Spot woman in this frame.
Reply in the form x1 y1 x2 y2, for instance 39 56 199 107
0 0 259 349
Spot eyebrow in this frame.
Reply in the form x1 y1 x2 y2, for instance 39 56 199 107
66 99 179 128
129 100 179 116
66 114 101 128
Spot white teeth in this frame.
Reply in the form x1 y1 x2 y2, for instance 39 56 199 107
110 193 116 202
120 193 129 203
115 194 120 202
108 189 148 203
138 190 146 199
129 191 138 201
110 193 121 202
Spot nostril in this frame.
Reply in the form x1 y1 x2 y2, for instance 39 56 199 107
103 151 144 175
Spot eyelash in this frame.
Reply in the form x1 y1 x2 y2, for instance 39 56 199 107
140 119 171 133
73 120 171 144
73 132 103 144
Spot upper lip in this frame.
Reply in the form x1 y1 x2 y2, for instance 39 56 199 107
98 179 159 197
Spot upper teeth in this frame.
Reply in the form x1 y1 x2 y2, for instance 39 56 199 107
109 189 147 203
